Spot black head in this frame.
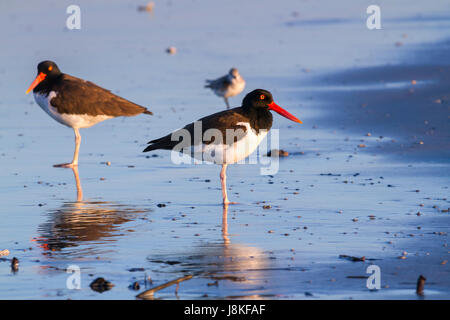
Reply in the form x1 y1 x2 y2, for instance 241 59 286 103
37 61 61 78
242 89 274 109
242 89 302 123
26 60 62 94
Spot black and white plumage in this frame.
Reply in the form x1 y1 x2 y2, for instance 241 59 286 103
205 68 245 109
144 89 302 205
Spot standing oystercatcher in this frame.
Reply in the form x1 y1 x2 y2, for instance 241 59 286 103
205 68 245 109
26 61 152 168
143 89 301 205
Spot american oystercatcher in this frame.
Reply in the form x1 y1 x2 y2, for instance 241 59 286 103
143 89 301 205
205 68 245 109
26 61 152 168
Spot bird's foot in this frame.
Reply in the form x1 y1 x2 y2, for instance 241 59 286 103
223 200 238 206
53 162 78 168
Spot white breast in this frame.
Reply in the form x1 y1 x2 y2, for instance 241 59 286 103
34 91 113 129
200 122 268 164
223 77 245 98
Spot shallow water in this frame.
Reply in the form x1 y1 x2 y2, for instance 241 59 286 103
0 0 449 299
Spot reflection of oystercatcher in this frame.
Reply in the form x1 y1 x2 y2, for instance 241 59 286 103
205 68 245 109
143 89 301 205
26 60 153 168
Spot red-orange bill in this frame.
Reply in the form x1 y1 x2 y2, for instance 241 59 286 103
268 102 302 123
26 72 46 94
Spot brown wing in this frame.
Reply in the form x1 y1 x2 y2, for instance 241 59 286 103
143 107 250 152
50 74 152 116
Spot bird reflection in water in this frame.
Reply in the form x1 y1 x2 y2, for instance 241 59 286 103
145 204 273 299
207 204 271 287
35 167 149 258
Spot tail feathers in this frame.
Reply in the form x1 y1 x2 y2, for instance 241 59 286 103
143 141 176 152
143 109 153 115
143 144 160 152
143 135 176 152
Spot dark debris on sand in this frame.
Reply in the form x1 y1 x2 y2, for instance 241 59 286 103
89 277 114 293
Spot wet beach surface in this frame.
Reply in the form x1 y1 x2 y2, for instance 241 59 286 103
0 1 449 299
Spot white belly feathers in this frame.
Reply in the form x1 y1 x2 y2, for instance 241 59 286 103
223 78 246 98
34 91 113 129
199 122 268 164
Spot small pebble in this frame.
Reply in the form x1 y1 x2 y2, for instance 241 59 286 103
416 275 426 296
166 47 177 55
90 277 114 293
130 281 140 290
11 257 19 272
267 149 289 157
137 1 154 12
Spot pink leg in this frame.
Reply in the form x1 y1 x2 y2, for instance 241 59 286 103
54 128 81 168
220 164 237 205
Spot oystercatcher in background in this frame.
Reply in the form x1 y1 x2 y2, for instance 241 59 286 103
26 61 153 168
205 68 245 109
143 89 301 205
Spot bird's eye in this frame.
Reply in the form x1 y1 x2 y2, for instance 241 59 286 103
48 66 53 71
260 94 265 100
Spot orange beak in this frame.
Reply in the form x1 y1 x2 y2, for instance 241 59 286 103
26 72 47 94
268 101 302 124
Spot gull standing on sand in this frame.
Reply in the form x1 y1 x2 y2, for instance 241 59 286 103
26 60 153 168
205 68 245 109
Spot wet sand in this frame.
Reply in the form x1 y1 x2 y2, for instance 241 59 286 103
311 53 450 162
0 1 449 299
